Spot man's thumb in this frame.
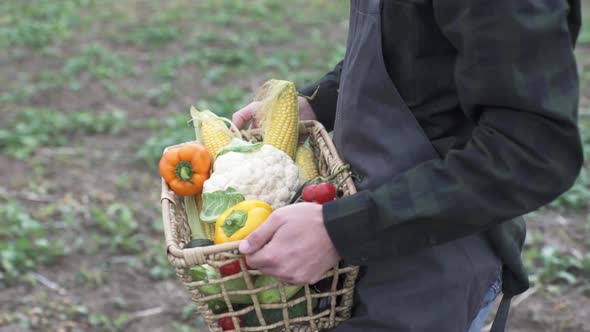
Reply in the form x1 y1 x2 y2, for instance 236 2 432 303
239 215 283 254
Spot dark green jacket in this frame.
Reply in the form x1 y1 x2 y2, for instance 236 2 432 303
301 0 583 296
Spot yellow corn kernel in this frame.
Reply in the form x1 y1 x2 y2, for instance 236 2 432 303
201 118 232 157
190 107 239 158
197 195 215 240
255 80 299 159
195 195 215 241
295 141 319 184
204 222 215 241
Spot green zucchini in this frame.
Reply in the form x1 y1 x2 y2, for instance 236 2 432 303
190 265 253 304
255 275 303 304
242 288 318 326
184 238 214 248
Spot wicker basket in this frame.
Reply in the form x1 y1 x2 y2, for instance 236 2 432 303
160 120 359 332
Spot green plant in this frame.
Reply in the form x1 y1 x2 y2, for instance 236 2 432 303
196 87 249 118
129 25 179 45
154 51 213 81
0 201 65 287
171 303 206 331
524 245 590 288
0 73 37 103
578 5 590 45
141 240 176 281
0 109 127 159
550 120 590 209
0 1 95 48
89 312 130 332
62 44 132 90
114 175 132 190
200 47 255 67
147 82 176 106
9 296 92 331
77 267 105 287
203 66 228 84
137 86 250 169
550 170 590 209
523 225 590 291
136 113 194 168
90 203 142 253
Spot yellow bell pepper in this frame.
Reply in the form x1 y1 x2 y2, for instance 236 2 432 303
214 200 273 244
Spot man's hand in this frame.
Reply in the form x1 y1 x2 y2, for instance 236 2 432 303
232 96 317 129
238 202 340 285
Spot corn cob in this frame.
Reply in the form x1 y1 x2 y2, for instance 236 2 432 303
255 79 299 159
190 106 240 158
295 140 319 184
197 195 215 240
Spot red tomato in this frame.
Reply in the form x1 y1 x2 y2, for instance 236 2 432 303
302 184 317 202
302 182 337 204
219 316 242 331
219 257 253 276
314 182 337 203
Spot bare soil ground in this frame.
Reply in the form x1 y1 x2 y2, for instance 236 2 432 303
1 1 589 331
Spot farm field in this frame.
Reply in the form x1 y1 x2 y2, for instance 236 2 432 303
1 1 589 331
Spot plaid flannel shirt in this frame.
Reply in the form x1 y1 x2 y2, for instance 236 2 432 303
300 0 583 296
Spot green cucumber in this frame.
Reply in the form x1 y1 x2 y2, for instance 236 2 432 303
255 275 303 304
184 238 214 248
190 265 253 304
242 289 318 327
207 299 228 314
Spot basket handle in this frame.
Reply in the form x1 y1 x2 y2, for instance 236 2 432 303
168 241 242 267
302 120 357 195
160 120 357 267
161 178 245 266
161 177 178 256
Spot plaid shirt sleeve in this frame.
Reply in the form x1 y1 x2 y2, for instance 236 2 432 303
298 61 343 131
323 0 584 264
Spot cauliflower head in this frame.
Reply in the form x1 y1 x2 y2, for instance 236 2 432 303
203 143 299 209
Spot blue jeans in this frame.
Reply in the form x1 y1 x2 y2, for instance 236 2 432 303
467 274 503 332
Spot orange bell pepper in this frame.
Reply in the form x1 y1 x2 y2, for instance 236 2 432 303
159 143 212 196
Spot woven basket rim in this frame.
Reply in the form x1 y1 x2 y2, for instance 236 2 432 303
161 120 357 267
159 120 359 332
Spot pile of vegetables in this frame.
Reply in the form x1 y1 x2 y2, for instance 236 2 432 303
158 79 347 330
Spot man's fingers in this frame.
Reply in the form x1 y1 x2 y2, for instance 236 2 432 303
246 247 279 271
231 107 253 129
232 102 261 129
239 212 285 254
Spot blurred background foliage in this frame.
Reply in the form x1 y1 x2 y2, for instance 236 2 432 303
0 1 589 331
